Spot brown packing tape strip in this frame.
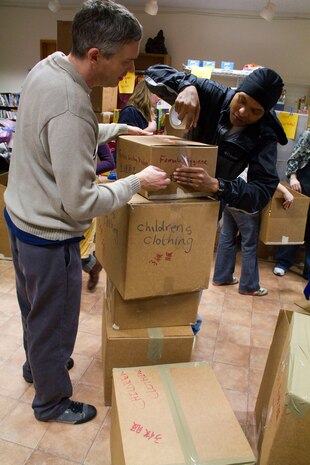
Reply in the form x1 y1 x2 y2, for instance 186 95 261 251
147 328 164 362
157 363 255 465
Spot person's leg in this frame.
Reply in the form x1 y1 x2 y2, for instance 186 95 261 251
80 220 102 291
233 211 261 293
274 244 300 274
10 232 83 420
213 207 239 285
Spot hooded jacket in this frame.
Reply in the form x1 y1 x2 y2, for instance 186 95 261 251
145 65 287 213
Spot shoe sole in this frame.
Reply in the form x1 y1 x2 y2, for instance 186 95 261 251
213 278 239 286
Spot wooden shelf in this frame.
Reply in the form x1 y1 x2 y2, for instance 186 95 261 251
135 53 171 72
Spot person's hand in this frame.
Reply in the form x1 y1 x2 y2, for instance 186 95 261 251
290 174 301 192
174 86 200 130
136 165 171 192
173 166 218 193
282 191 294 209
127 126 153 136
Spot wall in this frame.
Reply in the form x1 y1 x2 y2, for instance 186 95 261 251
0 6 309 110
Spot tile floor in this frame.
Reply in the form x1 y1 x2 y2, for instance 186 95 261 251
0 253 306 464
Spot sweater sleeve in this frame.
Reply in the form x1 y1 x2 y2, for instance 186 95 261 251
96 143 115 174
97 123 128 145
47 112 140 220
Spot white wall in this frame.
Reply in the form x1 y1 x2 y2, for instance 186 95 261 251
0 6 309 109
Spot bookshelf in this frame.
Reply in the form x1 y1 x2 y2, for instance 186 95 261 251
0 93 20 120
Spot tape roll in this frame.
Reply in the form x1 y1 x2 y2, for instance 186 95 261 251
169 105 187 130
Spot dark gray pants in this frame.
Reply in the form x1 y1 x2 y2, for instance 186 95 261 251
9 231 82 420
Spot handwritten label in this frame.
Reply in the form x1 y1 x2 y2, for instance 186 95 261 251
137 369 160 399
120 370 145 409
137 220 194 254
130 421 162 444
149 251 173 266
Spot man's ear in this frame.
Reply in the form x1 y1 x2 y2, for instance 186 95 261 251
87 48 101 63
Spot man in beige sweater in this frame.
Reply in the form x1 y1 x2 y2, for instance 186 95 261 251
4 0 170 425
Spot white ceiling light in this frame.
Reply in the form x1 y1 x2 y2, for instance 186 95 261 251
48 0 61 13
260 1 276 21
145 0 158 16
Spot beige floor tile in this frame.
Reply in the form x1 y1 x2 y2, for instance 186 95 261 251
74 331 102 358
25 449 79 464
213 362 249 392
84 411 111 465
79 358 104 388
0 401 49 448
0 438 33 465
213 341 250 367
217 322 251 346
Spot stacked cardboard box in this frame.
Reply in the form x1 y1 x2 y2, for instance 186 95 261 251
96 136 219 405
111 362 256 465
255 310 310 465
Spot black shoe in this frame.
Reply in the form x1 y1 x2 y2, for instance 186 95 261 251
23 357 74 383
37 401 97 424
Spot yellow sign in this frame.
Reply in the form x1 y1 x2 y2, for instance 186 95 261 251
190 66 213 79
278 111 298 140
118 72 135 94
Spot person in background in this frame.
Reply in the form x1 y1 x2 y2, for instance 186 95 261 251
213 175 294 296
81 143 114 291
145 65 287 213
118 78 160 132
274 129 310 279
4 0 170 425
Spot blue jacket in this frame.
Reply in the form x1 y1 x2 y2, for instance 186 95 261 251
145 65 288 213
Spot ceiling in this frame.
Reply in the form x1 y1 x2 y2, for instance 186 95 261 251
1 0 310 17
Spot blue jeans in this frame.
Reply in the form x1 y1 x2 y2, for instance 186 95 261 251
213 207 260 293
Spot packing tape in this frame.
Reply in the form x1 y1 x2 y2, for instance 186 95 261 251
158 363 255 465
147 328 164 362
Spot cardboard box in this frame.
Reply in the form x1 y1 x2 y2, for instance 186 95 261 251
96 194 219 299
255 310 310 465
111 362 256 465
102 305 194 406
259 185 309 245
116 135 218 200
106 276 200 329
0 172 11 257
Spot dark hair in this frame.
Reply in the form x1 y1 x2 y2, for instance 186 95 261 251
71 0 142 58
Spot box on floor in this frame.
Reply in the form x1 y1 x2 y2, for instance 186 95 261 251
116 135 218 200
259 184 309 245
102 304 194 406
111 362 256 465
255 310 310 465
0 172 11 258
96 193 219 300
106 276 200 330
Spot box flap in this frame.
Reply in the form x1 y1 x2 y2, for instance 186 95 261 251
118 134 216 149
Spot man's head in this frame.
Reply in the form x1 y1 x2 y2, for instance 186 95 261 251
71 0 142 87
229 67 284 127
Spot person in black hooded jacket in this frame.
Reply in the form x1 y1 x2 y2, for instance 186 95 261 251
145 65 287 213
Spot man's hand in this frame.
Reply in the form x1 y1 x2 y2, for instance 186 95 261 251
173 166 218 193
174 86 200 130
136 165 171 192
127 126 153 136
